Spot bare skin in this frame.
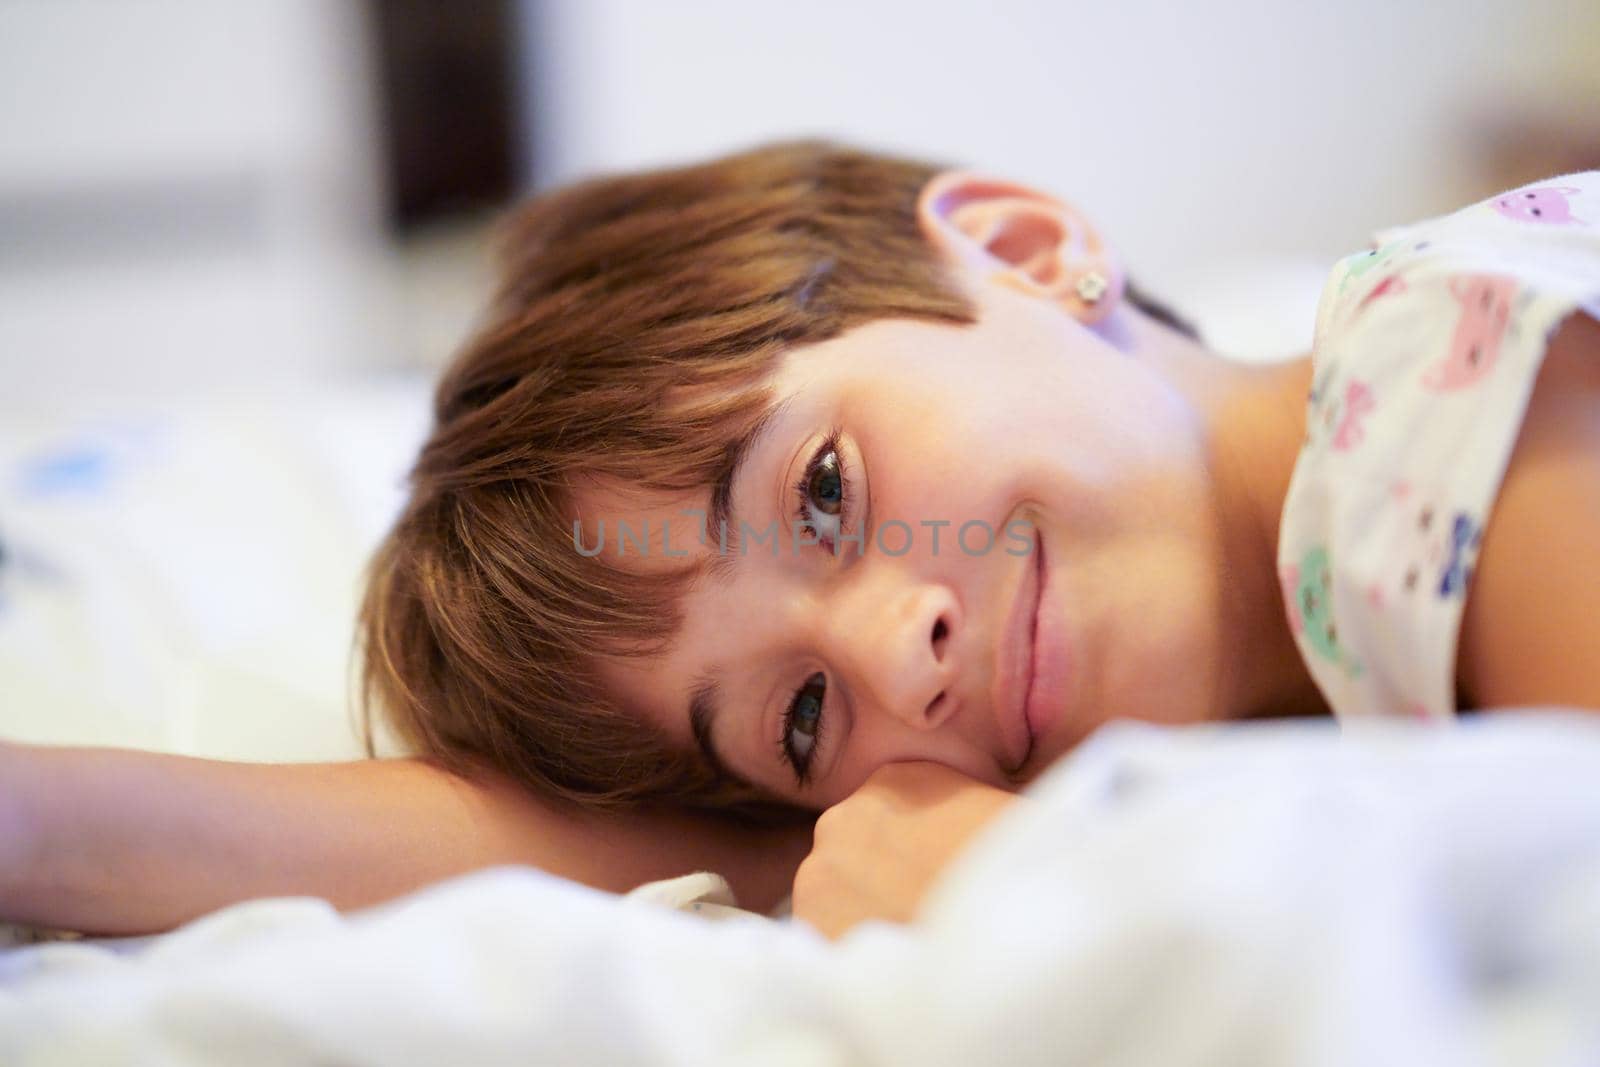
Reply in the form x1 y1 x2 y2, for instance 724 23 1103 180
795 311 1600 940
0 744 810 935
591 173 1331 816
0 169 1343 939
5 172 1595 943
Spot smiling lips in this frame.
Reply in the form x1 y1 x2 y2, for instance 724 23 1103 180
996 531 1069 776
1024 537 1069 753
996 532 1045 772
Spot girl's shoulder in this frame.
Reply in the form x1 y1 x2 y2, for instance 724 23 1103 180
1455 309 1600 712
1279 173 1600 723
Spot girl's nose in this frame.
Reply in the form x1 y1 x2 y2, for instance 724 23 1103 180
823 570 962 731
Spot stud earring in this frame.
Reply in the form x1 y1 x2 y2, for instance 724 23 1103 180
1074 270 1109 305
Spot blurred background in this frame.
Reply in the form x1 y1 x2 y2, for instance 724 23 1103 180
3 0 1598 401
0 0 1597 759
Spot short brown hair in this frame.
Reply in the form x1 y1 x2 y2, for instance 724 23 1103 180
358 140 1193 815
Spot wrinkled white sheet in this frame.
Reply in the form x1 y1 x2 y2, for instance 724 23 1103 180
5 713 1600 1066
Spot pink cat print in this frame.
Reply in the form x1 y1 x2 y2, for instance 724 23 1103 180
1493 186 1584 225
1331 379 1375 451
1357 274 1408 312
1421 275 1517 391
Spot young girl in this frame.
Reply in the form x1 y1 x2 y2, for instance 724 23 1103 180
4 143 1598 940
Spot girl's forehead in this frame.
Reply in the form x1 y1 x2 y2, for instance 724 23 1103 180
585 547 736 745
589 647 698 761
569 482 717 573
569 475 678 518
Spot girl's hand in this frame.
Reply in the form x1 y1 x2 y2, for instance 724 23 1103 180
792 761 1019 940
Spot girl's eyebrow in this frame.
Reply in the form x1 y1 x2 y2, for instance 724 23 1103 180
706 397 794 582
688 673 740 784
691 675 800 804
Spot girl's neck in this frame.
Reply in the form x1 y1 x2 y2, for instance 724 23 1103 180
1218 352 1334 723
1124 306 1332 724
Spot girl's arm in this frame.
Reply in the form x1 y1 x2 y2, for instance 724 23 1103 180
0 742 811 936
1457 311 1600 711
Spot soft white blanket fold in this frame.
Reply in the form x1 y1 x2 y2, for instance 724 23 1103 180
4 713 1600 1066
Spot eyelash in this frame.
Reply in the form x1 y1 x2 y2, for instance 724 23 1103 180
791 428 852 552
780 671 827 785
780 430 853 784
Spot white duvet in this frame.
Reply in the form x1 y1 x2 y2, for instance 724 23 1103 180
5 713 1600 1066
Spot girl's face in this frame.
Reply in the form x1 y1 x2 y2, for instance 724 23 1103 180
589 274 1262 811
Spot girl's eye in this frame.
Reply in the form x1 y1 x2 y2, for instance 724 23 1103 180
807 454 842 514
782 671 826 782
794 431 852 551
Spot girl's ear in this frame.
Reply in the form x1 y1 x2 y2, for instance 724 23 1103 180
917 170 1125 324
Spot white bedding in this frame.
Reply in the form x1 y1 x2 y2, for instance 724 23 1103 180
0 381 429 761
5 714 1600 1066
